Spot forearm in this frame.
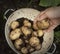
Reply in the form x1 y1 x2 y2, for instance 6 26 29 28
46 6 60 18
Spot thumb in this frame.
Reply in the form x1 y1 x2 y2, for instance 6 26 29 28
38 13 48 21
34 11 48 23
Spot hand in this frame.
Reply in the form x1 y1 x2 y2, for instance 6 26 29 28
34 6 60 32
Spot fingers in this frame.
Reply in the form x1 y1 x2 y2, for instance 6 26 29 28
38 13 48 21
34 11 45 22
34 11 48 24
34 13 40 24
43 24 57 32
43 18 59 32
34 7 55 23
45 19 59 32
39 11 46 16
47 24 58 32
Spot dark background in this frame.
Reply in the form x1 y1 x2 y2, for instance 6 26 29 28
0 0 60 54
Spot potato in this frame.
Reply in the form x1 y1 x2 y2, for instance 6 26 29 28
21 47 28 54
10 21 19 29
29 37 40 47
10 28 21 40
23 20 31 27
14 39 23 50
37 19 50 29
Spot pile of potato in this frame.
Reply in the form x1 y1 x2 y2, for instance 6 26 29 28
9 18 50 54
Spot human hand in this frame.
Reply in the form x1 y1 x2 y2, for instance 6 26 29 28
34 7 60 32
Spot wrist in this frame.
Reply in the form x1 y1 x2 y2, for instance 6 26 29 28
46 6 60 18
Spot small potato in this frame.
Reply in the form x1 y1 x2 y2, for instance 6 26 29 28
10 28 21 40
33 23 38 30
10 21 19 29
14 39 23 50
21 26 32 36
37 19 50 29
32 30 44 37
21 47 28 54
24 20 31 27
29 37 40 47
37 30 44 37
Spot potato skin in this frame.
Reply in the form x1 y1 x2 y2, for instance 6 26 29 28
37 30 44 37
37 19 50 29
23 20 31 27
21 26 32 36
9 28 21 40
29 37 40 47
10 21 19 29
33 23 38 30
21 47 28 54
32 30 44 37
14 39 23 50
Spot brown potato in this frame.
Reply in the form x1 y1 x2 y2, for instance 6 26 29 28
37 19 50 29
29 37 40 47
14 39 23 50
21 47 28 54
37 30 44 37
21 26 32 36
23 20 31 27
9 28 21 40
33 23 38 30
10 21 19 29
